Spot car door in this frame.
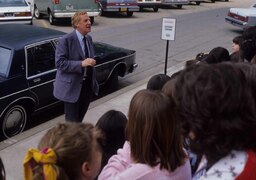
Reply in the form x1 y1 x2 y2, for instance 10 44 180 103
25 40 58 109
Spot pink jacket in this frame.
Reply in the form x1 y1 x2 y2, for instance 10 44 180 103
98 141 192 180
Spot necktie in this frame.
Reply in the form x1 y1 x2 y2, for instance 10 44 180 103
83 36 90 58
83 36 92 77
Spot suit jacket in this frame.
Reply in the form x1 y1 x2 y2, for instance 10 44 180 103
53 30 99 103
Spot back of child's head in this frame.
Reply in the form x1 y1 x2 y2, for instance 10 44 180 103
23 123 104 180
175 63 256 165
162 75 179 102
203 47 230 64
240 39 256 62
241 27 256 62
127 89 186 172
147 74 171 90
236 63 256 104
96 110 127 167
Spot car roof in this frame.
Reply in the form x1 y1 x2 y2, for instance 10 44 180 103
0 24 66 50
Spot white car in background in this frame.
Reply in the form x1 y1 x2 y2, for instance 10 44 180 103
225 3 256 30
0 0 32 24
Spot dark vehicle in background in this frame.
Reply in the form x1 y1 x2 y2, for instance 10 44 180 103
99 0 139 17
0 0 32 24
33 0 100 24
0 24 137 139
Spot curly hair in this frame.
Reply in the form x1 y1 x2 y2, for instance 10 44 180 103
175 63 256 166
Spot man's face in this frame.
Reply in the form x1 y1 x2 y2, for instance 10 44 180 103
76 14 91 35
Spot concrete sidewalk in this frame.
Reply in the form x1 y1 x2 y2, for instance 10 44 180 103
0 62 184 180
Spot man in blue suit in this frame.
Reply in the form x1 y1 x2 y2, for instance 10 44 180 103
54 11 99 122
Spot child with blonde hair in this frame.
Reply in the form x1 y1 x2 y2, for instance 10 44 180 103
23 122 104 180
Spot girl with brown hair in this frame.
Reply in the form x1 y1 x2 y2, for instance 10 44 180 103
98 89 191 180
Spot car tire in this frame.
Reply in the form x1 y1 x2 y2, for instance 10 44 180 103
177 5 182 9
127 12 133 17
49 13 57 25
196 2 200 5
153 7 159 12
34 5 42 19
1 105 27 139
90 17 94 25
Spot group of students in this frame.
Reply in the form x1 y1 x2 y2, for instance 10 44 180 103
19 87 192 179
0 28 256 180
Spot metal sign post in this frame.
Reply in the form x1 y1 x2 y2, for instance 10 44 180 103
161 18 176 75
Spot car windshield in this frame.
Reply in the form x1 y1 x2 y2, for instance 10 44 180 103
0 47 11 77
0 0 27 7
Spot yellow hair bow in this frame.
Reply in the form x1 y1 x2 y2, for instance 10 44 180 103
23 148 57 180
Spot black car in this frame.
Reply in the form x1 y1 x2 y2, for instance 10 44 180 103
0 24 137 138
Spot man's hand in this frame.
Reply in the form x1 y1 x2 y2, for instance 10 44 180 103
81 58 96 67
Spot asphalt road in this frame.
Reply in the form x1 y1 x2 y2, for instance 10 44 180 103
32 0 254 88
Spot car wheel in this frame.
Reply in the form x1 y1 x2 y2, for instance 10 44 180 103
153 7 158 12
49 13 56 25
127 12 133 17
90 17 94 25
196 2 200 5
34 5 42 19
177 5 182 9
1 105 27 138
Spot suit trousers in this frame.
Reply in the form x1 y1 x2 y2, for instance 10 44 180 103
64 78 93 122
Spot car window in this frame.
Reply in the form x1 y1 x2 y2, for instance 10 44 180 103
26 42 55 77
94 43 121 55
0 0 27 6
0 47 11 77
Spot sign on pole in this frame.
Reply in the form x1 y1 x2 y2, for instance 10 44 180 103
161 18 176 74
161 18 176 41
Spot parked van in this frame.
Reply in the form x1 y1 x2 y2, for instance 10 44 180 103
99 0 139 17
33 0 100 24
161 0 188 9
137 0 161 12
